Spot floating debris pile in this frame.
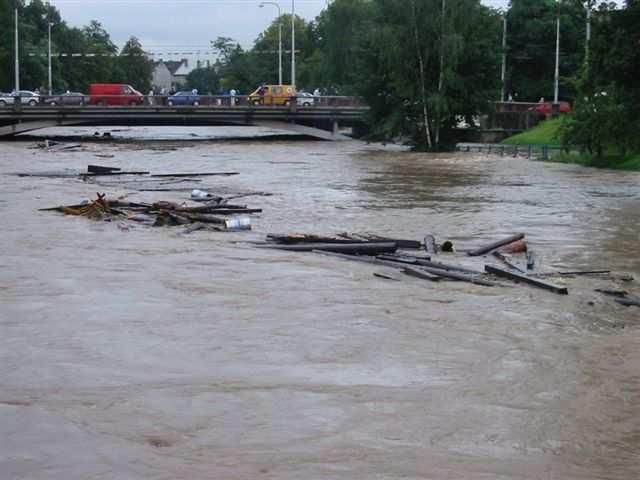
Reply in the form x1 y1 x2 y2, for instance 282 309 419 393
261 232 639 306
41 193 261 232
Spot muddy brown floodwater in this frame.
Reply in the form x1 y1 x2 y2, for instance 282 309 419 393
1 128 640 479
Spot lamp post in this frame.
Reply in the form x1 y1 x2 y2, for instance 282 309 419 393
500 14 507 102
15 8 20 94
48 22 54 96
585 0 591 70
291 0 295 87
260 2 282 85
553 1 560 104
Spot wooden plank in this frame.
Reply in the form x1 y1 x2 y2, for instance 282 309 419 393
377 255 482 274
485 265 568 294
420 266 497 286
262 242 398 254
314 251 440 281
492 251 526 273
402 266 441 282
150 172 239 177
467 233 525 257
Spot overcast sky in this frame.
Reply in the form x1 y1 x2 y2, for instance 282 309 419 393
49 0 509 58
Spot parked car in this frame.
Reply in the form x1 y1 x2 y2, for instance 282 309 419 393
43 92 86 106
248 84 296 106
297 91 316 107
167 91 200 106
0 90 40 107
89 84 144 106
527 101 571 115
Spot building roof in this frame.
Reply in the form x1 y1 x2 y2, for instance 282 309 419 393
163 61 185 75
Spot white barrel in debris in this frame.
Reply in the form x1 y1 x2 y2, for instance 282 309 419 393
191 189 211 199
225 216 251 231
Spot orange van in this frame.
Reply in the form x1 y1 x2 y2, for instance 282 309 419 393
248 84 296 106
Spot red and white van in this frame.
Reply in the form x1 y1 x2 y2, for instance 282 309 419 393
89 84 144 106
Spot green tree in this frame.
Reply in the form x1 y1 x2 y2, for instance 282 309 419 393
185 66 220 94
562 0 640 157
354 0 501 150
118 36 153 92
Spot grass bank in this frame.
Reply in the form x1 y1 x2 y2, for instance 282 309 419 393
549 151 640 171
501 118 640 171
501 117 564 146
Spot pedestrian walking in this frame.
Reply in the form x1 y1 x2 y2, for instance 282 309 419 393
230 88 237 106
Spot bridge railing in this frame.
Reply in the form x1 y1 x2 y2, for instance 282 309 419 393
0 94 366 109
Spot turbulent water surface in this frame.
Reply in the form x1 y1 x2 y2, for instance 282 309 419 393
1 127 640 479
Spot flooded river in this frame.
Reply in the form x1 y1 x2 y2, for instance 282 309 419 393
1 128 640 479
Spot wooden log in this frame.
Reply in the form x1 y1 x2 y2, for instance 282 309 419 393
361 235 422 249
150 172 239 177
263 242 397 255
467 233 525 256
614 298 640 308
179 213 226 224
532 270 611 278
485 265 568 294
266 233 367 245
313 251 440 281
377 255 482 275
373 271 403 281
419 266 497 286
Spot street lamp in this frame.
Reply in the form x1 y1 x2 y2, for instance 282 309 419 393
259 2 282 85
48 22 54 96
291 0 295 87
14 8 20 94
553 0 560 104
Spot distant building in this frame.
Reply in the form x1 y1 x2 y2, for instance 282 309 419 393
152 59 194 91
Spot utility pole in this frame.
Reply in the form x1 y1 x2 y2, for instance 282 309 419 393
15 8 20 93
553 1 560 104
500 15 507 102
291 0 296 87
48 22 53 95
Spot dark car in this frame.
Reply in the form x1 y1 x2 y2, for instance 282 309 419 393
167 91 200 106
43 92 86 106
527 101 571 115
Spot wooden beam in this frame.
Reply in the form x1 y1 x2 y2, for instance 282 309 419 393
485 265 568 294
467 233 525 256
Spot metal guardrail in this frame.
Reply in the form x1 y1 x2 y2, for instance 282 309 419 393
0 95 366 109
456 143 568 160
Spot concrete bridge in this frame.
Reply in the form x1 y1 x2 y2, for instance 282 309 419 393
0 100 369 140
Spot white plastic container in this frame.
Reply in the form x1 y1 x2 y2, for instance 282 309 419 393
224 216 251 231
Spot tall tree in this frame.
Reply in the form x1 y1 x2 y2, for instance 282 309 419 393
118 36 153 92
354 0 501 150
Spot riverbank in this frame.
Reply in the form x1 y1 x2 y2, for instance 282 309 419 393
501 118 640 171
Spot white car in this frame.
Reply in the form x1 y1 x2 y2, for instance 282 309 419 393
296 91 316 107
0 90 40 107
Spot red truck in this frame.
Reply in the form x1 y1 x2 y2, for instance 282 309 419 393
89 83 144 106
